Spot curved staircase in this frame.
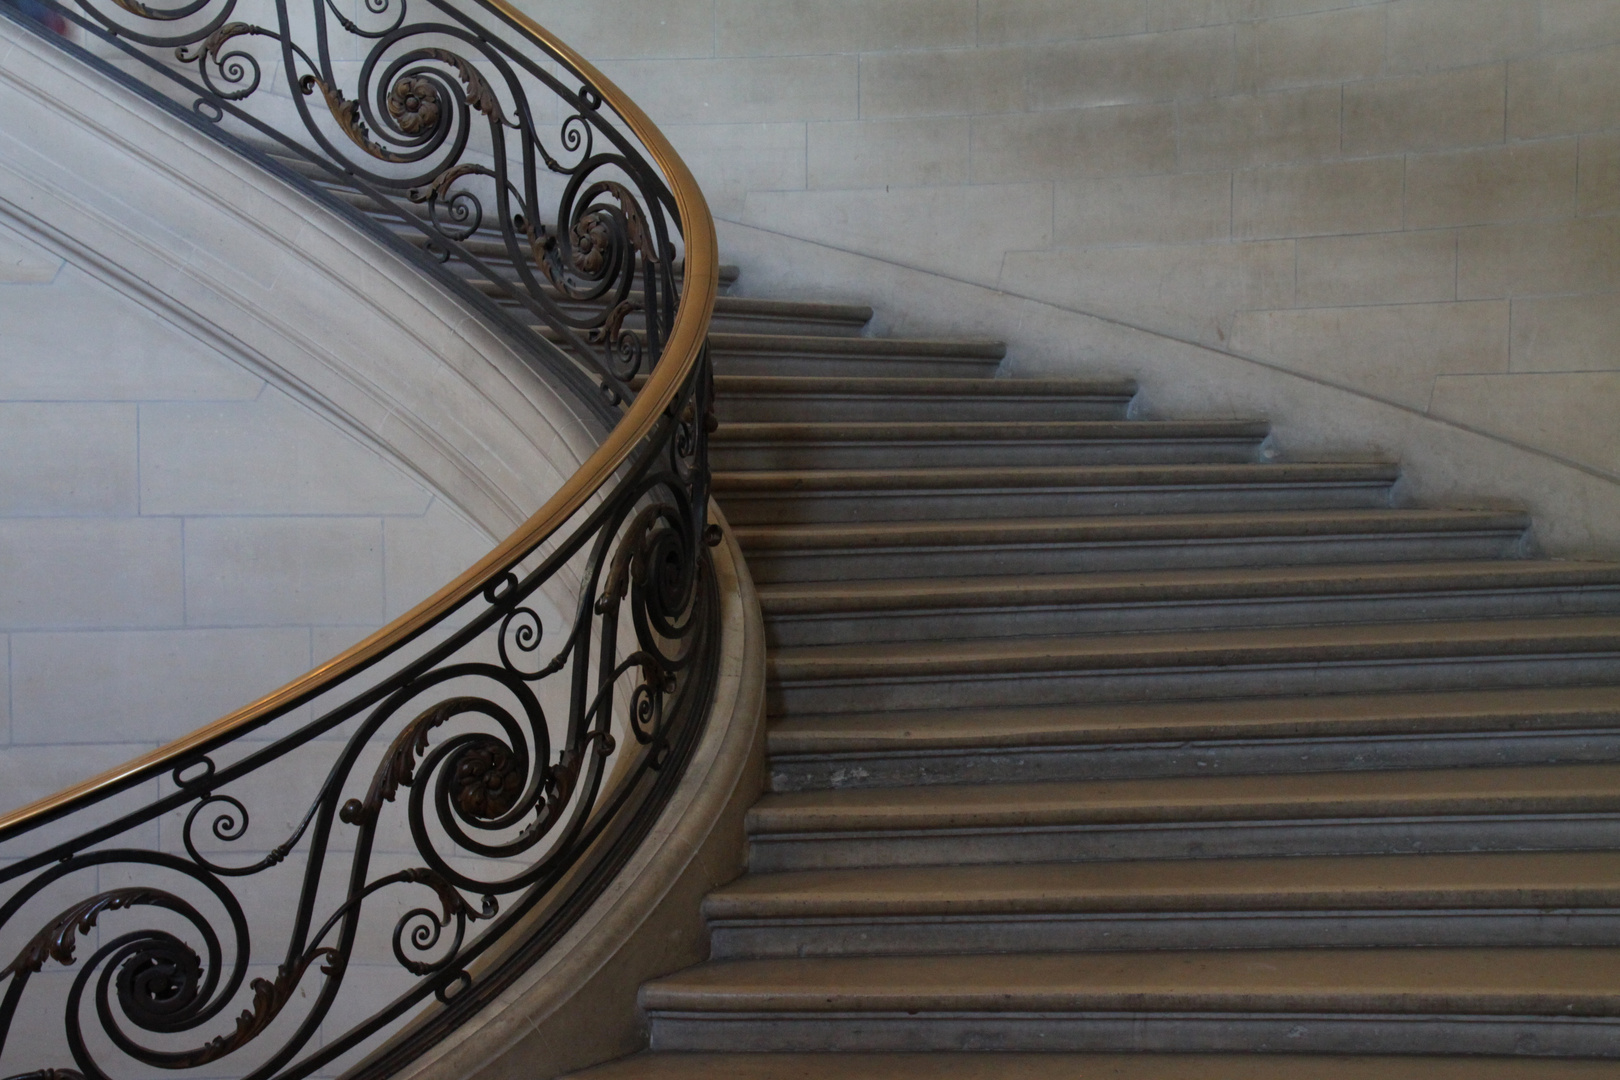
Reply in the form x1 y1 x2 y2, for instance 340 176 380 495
564 269 1620 1074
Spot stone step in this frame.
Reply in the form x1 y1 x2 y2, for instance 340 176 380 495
716 461 1400 525
641 948 1620 1055
487 282 872 336
703 852 1620 957
758 560 1620 647
745 762 1620 871
768 685 1620 791
711 419 1271 469
768 615 1620 715
712 375 1138 423
735 508 1532 584
565 1051 1620 1080
545 327 1000 379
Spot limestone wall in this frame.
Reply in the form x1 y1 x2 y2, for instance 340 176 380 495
535 0 1620 538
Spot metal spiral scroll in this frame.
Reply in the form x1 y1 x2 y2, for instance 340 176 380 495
41 0 684 404
0 0 723 1074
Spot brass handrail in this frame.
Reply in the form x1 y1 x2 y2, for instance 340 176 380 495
0 3 717 841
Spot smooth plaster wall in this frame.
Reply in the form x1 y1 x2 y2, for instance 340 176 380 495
528 0 1620 522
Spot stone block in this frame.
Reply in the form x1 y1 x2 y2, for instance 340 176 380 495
858 47 1025 118
1146 0 1245 32
1510 294 1620 373
716 0 975 54
1386 0 1540 73
139 387 432 516
382 499 495 620
1234 158 1404 239
0 402 136 516
508 0 714 58
1429 370 1620 476
1539 0 1620 51
184 516 385 628
1000 240 1296 345
11 627 312 745
1579 134 1620 216
1025 25 1235 111
1458 217 1620 298
969 104 1177 183
0 519 182 631
808 118 970 190
595 56 858 125
1235 5 1384 92
1405 140 1579 228
664 122 807 216
740 183 1053 287
0 219 61 282
1295 230 1459 307
1229 300 1511 409
0 743 159 822
1509 43 1620 139
1056 172 1233 245
1177 86 1342 170
0 265 262 401
1342 65 1507 156
979 0 1146 44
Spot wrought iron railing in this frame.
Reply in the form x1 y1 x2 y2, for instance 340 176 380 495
0 1 720 1078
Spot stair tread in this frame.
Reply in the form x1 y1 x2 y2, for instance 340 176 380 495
757 559 1620 615
567 1051 1620 1080
769 685 1620 754
714 419 1270 443
747 762 1620 832
705 851 1620 918
714 374 1137 397
734 507 1530 550
641 947 1620 1014
706 333 1004 358
769 614 1620 680
717 461 1400 493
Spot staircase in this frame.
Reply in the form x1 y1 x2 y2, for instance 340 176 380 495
277 158 1620 1071
570 269 1620 1074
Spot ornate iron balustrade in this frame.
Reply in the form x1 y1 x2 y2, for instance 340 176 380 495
0 1 721 1079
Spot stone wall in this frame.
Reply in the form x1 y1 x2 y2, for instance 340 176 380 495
533 0 1620 506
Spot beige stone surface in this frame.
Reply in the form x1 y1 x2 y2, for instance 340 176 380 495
665 122 806 216
977 0 1146 45
508 0 714 59
0 218 60 282
1056 172 1232 246
0 519 181 631
1578 133 1620 215
1177 87 1342 170
1430 371 1620 476
183 516 384 627
1233 158 1403 239
858 47 1025 118
597 56 857 125
1385 0 1540 73
1404 140 1579 229
1294 230 1458 307
1511 293 1620 373
1540 0 1620 50
1236 5 1385 92
1024 25 1236 110
1458 217 1620 298
715 0 974 55
1509 43 1620 138
1342 65 1507 156
382 499 497 621
808 118 969 191
1230 301 1510 409
969 104 1176 183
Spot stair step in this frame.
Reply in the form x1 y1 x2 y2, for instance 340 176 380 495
768 685 1620 790
492 287 873 336
712 419 1271 469
768 615 1620 714
704 852 1620 956
717 461 1400 525
641 948 1620 1055
734 507 1531 583
566 1051 1620 1080
758 560 1620 646
704 333 1003 377
746 762 1620 870
713 375 1137 423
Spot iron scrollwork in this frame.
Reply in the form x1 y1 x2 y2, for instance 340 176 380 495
0 0 721 1077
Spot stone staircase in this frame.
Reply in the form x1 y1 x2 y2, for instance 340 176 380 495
280 160 1620 1073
